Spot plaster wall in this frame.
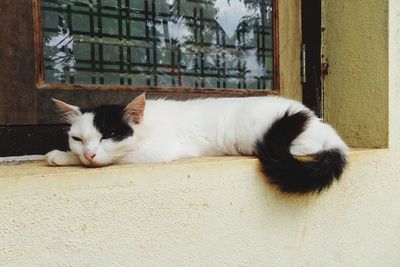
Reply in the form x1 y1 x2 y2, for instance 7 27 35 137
1 150 399 266
323 0 389 148
1 0 400 266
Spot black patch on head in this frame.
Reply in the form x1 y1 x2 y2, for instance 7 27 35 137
81 105 133 141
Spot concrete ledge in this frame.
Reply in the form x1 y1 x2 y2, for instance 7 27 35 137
0 149 381 194
0 156 260 194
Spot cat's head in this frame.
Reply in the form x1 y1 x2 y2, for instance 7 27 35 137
52 93 146 167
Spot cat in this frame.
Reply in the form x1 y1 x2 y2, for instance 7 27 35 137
45 93 348 194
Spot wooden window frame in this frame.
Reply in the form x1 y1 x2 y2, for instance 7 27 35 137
32 0 280 97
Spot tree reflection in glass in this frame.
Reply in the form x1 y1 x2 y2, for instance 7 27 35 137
42 0 273 90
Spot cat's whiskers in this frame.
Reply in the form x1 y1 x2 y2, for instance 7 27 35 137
94 149 134 164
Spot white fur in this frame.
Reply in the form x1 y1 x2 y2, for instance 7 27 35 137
45 96 348 166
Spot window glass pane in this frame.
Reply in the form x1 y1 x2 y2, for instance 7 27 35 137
41 0 273 90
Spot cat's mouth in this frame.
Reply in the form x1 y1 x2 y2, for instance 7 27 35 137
81 158 108 168
85 162 103 168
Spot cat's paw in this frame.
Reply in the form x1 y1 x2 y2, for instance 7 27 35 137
45 150 80 166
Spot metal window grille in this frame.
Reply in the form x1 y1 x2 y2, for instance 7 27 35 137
42 0 273 90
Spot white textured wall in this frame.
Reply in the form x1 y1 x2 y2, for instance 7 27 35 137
1 1 400 266
1 152 399 266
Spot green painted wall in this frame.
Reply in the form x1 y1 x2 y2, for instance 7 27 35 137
322 0 388 148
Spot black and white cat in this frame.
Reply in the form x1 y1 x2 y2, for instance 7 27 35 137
45 94 348 193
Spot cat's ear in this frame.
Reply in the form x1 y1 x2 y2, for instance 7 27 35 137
124 93 146 124
51 98 81 123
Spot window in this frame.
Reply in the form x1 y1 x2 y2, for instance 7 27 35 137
40 0 275 91
1 0 303 156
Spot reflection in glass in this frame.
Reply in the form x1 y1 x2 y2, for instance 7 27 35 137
42 0 273 89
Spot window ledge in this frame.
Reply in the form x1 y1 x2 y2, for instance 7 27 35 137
0 156 261 194
0 156 256 179
0 148 385 192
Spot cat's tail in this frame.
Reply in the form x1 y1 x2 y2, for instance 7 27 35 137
256 110 348 194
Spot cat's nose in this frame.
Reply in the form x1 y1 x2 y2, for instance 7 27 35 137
84 152 96 161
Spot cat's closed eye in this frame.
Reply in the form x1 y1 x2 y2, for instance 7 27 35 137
71 136 82 142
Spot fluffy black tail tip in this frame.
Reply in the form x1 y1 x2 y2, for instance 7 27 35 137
256 111 347 194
